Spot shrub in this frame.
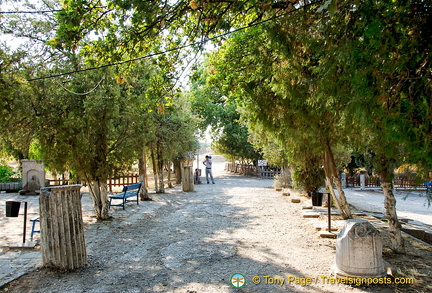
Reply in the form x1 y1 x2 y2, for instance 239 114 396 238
0 164 16 183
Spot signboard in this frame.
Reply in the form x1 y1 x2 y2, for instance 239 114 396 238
258 160 268 167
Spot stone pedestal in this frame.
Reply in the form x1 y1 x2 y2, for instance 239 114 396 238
341 172 347 188
39 185 87 270
21 160 45 194
181 158 195 192
360 174 366 190
335 219 386 278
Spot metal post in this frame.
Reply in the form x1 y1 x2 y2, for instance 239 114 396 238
327 193 331 233
23 201 27 244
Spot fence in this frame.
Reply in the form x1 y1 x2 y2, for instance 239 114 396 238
47 179 72 186
0 182 22 192
393 177 425 189
107 173 140 191
2 172 427 192
226 163 258 177
345 175 425 189
225 163 281 179
346 176 380 188
259 168 282 179
46 173 140 192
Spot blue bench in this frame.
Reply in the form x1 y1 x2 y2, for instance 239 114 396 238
425 182 432 194
108 183 142 210
30 217 40 240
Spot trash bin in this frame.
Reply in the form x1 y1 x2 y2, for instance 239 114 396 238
6 201 21 217
311 192 323 206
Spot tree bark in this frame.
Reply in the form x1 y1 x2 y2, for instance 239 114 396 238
173 159 182 184
324 140 352 219
323 154 345 217
151 149 159 192
379 167 405 254
138 151 151 201
156 144 165 193
87 179 110 220
167 161 173 188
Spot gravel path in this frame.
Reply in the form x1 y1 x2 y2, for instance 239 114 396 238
2 156 395 293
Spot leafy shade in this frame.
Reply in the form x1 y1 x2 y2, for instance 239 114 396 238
188 62 262 163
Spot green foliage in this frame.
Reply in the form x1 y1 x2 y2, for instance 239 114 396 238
32 65 153 180
208 0 430 179
344 151 375 176
28 140 43 160
188 61 261 163
0 164 15 183
291 166 325 194
0 45 34 160
332 1 431 178
51 1 306 63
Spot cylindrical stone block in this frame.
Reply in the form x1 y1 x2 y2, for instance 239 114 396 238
181 158 195 192
39 185 87 270
335 219 386 277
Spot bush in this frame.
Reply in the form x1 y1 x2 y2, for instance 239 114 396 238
0 164 16 183
273 168 292 189
291 165 325 194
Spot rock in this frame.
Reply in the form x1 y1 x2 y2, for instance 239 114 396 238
302 211 320 218
319 231 337 238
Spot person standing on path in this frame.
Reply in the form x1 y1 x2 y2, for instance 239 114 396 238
203 155 215 184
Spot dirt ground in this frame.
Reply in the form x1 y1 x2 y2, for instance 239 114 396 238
1 155 431 293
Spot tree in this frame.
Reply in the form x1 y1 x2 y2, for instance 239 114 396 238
0 45 34 161
141 57 199 193
0 0 82 162
204 18 353 217
2 0 198 218
188 62 262 164
29 65 149 219
51 0 308 61
331 0 432 253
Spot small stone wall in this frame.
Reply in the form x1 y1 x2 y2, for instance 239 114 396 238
0 182 22 192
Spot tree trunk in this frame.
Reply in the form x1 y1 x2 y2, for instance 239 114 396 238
166 161 172 188
324 140 352 219
138 151 151 201
87 179 110 220
323 155 345 216
156 144 165 193
151 149 159 192
173 159 182 184
379 168 405 254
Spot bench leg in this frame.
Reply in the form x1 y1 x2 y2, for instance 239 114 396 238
30 220 40 241
31 221 36 241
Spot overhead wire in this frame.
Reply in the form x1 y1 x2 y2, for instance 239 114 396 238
54 76 105 96
26 0 324 82
0 9 61 14
0 6 105 14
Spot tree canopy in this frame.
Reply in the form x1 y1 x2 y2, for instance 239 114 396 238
1 0 431 250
